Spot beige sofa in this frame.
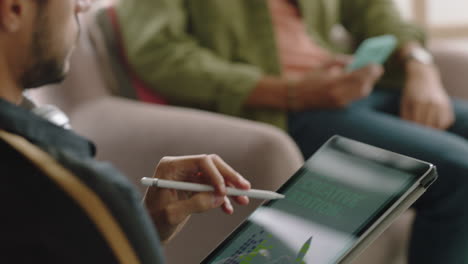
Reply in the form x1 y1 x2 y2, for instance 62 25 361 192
28 10 304 264
29 8 468 264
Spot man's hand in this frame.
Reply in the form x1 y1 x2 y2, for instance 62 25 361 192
292 58 384 110
400 61 454 130
144 155 251 244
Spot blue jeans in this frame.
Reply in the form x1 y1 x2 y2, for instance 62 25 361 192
288 89 468 264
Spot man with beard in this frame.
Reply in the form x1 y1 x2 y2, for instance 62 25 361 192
0 1 251 263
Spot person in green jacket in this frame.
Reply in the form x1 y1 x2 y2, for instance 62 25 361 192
0 0 252 263
115 1 468 263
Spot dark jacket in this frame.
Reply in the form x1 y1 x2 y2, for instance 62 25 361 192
0 99 164 264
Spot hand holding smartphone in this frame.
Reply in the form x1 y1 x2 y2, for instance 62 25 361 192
346 35 398 72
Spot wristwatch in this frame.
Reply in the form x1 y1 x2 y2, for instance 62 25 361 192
405 47 434 65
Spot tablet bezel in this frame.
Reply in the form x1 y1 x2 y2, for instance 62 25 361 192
201 136 437 264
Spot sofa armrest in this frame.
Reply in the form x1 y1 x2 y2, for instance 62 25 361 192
69 96 303 263
70 97 303 192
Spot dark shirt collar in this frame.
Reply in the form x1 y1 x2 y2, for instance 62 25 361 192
0 98 96 157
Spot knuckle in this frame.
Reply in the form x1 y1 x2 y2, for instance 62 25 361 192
161 207 180 226
199 154 210 164
196 194 214 210
159 157 171 165
159 156 178 168
161 156 176 162
209 154 220 160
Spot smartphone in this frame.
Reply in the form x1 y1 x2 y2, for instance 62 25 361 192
346 35 398 72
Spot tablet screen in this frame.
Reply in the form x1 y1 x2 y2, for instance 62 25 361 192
202 137 433 264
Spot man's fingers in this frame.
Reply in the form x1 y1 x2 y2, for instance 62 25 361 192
196 155 250 206
165 193 224 226
211 155 251 190
233 195 250 205
226 182 250 205
199 155 227 195
221 196 234 215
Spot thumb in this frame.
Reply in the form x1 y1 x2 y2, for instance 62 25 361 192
356 64 384 80
322 55 352 69
333 54 354 65
166 193 225 225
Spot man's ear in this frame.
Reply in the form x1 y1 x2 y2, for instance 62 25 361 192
0 0 25 33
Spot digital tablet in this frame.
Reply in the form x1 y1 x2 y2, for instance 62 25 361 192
201 136 437 264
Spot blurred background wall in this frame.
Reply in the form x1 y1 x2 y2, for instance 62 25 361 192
393 0 468 48
96 0 468 47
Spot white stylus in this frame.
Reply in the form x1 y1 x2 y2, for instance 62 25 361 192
141 177 285 200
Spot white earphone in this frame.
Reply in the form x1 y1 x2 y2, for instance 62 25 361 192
32 105 72 130
22 93 71 130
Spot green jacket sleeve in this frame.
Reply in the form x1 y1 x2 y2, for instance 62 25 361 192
116 0 263 116
340 0 426 47
339 0 427 89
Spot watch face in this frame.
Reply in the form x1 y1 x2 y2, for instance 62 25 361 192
411 48 434 64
